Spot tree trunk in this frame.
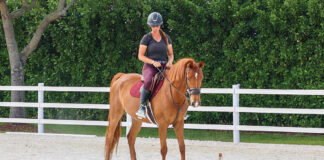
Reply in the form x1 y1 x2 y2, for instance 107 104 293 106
0 1 25 118
9 64 25 118
1 0 76 118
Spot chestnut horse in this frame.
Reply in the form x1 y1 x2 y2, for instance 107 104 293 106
105 58 204 160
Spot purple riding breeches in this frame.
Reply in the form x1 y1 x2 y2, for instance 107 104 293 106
142 63 166 90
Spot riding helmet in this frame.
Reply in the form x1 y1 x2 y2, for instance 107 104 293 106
147 12 163 26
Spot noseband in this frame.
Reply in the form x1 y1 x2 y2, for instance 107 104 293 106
185 68 201 96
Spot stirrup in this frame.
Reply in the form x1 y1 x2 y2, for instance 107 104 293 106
136 105 146 119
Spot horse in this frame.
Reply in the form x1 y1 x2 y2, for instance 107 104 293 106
105 58 204 160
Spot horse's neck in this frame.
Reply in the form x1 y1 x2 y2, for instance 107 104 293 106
165 70 187 91
162 76 187 105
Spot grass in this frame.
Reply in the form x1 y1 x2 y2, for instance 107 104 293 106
43 124 324 146
241 132 324 145
45 124 107 136
1 123 323 146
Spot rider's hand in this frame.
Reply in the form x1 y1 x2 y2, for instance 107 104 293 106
166 61 173 68
152 61 162 68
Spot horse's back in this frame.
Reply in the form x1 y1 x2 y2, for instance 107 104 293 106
110 73 141 88
110 73 141 99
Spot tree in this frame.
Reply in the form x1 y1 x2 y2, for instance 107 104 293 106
0 0 76 118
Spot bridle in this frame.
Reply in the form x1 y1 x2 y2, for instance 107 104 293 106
185 68 201 96
156 66 202 126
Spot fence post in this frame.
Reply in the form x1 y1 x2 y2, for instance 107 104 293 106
38 83 44 134
233 84 240 144
126 113 132 136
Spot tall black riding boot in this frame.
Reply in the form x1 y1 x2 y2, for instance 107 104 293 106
136 86 151 119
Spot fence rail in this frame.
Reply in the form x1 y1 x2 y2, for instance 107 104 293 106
1 83 324 143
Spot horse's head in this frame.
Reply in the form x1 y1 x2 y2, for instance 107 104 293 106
185 61 204 108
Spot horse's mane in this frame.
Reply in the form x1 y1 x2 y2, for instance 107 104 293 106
166 58 195 83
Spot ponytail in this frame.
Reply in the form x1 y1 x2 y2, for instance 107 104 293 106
159 29 169 46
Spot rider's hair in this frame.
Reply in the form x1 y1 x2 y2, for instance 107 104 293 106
159 29 169 46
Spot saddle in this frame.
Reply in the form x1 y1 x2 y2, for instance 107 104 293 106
130 71 165 99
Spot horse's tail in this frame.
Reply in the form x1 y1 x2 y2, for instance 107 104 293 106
110 73 124 86
105 118 122 160
105 72 124 160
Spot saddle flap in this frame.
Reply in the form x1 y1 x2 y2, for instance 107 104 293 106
130 75 164 98
130 81 143 98
149 71 165 95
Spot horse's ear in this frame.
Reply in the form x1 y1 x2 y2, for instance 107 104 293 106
186 61 194 69
198 61 204 68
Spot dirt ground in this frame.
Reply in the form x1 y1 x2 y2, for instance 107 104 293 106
0 123 38 132
1 132 324 160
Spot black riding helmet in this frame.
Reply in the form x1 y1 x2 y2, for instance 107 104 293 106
147 12 163 26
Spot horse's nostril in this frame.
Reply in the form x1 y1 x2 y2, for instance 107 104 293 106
191 101 200 107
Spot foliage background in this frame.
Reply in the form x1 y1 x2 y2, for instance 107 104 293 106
0 0 323 127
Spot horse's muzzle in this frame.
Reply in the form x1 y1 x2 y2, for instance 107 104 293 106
188 88 201 108
191 101 201 108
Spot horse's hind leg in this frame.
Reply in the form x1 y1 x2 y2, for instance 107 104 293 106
127 119 142 160
105 100 124 160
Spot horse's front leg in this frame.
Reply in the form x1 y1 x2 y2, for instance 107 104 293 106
127 119 142 160
158 124 168 160
174 120 185 160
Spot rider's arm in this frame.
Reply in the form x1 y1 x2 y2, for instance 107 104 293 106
138 45 154 64
167 44 174 63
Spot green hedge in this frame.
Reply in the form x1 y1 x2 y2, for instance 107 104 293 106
0 0 323 127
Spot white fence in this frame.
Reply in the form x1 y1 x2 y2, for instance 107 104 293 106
0 83 324 143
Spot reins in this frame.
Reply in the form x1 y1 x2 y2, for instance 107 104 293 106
156 67 190 126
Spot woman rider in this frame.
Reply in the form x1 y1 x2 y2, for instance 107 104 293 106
136 12 174 119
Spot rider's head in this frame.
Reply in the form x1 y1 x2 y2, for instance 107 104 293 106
147 12 163 27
